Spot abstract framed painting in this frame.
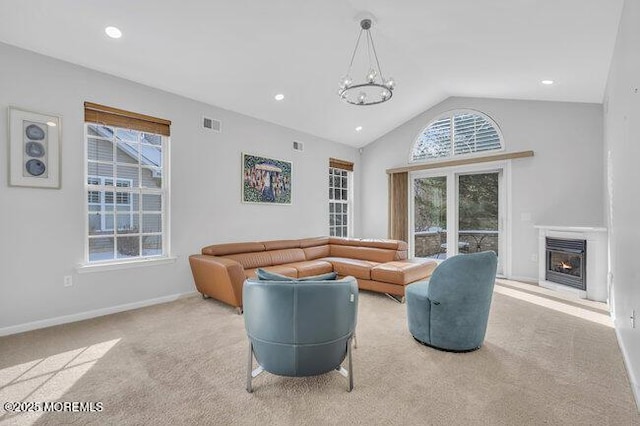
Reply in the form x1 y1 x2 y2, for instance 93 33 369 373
8 107 62 189
242 153 292 205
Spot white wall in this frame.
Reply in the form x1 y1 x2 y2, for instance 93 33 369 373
0 43 359 332
360 96 604 281
603 0 640 404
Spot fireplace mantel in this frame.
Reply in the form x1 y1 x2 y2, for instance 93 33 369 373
534 225 607 232
534 226 608 302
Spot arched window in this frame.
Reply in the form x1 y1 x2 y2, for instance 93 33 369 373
411 110 503 162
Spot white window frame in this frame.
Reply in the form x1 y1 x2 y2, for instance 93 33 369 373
82 123 171 267
329 167 353 237
409 109 504 163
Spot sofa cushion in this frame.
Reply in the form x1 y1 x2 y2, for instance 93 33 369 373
371 260 438 286
245 264 298 279
287 260 334 277
303 245 331 260
329 244 399 263
323 257 379 280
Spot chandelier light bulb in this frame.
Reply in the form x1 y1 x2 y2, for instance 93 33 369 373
357 92 367 104
380 89 391 100
384 77 396 90
339 75 353 89
366 68 377 83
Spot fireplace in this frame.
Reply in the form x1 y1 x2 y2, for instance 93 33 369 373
545 237 586 290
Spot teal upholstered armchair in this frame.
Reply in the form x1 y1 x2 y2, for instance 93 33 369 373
406 251 498 352
243 273 358 392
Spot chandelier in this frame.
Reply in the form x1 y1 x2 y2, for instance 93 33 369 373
338 18 395 106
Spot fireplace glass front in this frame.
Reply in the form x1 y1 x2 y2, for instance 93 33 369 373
545 237 586 290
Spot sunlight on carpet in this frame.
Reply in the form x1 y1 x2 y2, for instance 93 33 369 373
494 284 613 328
0 339 120 425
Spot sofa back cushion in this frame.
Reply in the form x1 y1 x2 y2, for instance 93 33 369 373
330 244 400 263
202 242 265 256
269 248 306 265
263 240 301 250
299 237 330 248
225 251 273 269
329 237 407 251
303 245 331 260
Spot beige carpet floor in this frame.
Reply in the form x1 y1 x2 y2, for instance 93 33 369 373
1 280 638 425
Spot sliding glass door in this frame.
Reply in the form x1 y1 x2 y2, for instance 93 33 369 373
410 164 506 275
413 175 449 260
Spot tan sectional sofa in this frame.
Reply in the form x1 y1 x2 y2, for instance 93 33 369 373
189 237 437 312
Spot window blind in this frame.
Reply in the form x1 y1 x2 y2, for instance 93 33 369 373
329 158 354 172
84 102 171 136
412 111 502 162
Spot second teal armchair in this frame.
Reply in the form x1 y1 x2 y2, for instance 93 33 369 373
406 251 498 352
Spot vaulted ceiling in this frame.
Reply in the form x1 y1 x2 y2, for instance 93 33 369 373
0 0 624 147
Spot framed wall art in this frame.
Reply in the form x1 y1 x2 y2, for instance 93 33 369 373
8 107 61 188
242 153 292 205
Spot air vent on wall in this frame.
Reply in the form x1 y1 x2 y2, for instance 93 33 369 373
293 141 304 151
203 116 221 132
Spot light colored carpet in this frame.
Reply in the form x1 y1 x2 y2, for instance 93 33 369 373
0 280 638 425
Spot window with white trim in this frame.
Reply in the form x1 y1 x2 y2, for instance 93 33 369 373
85 119 168 263
411 110 503 162
329 165 352 237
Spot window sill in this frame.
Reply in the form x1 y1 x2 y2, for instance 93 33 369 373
76 256 178 274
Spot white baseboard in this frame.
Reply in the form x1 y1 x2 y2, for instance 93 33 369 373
0 291 197 337
503 275 538 284
614 324 640 412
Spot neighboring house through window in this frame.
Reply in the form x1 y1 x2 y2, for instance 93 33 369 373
84 102 171 263
329 158 354 237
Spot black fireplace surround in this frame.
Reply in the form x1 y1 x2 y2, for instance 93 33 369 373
545 237 587 291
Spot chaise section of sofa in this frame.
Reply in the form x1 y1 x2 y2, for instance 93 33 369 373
188 236 437 311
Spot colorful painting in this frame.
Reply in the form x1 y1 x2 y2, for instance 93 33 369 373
242 153 292 204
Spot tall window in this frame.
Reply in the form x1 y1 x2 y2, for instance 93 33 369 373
411 110 503 162
84 102 171 263
329 158 353 237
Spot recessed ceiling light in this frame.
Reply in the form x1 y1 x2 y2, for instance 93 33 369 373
541 80 554 85
46 121 57 127
355 126 363 132
274 93 285 101
105 26 122 39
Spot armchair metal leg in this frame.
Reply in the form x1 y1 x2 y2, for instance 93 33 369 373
347 336 353 391
246 341 254 393
353 332 358 349
336 337 354 392
246 341 264 393
385 293 405 303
